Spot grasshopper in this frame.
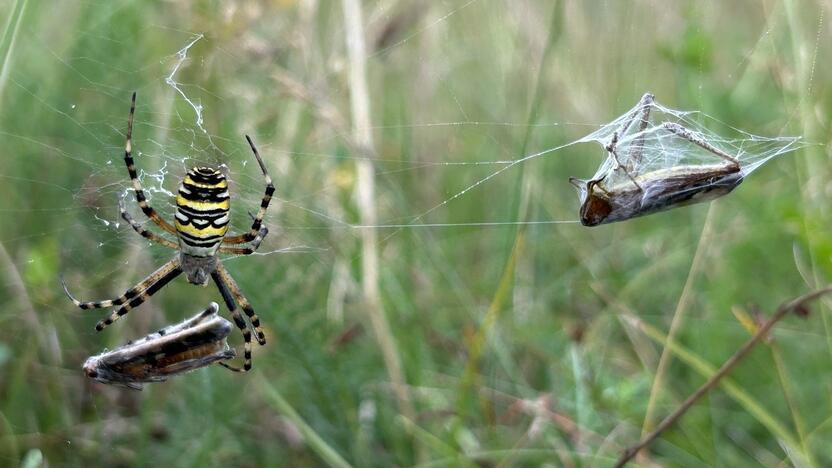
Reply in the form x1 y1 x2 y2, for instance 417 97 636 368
571 93 742 226
83 302 235 389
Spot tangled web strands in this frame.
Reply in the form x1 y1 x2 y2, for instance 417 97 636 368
578 96 804 187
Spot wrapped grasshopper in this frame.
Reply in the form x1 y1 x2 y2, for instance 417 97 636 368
84 302 235 389
571 93 799 226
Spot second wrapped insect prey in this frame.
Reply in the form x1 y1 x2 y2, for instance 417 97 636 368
83 302 235 389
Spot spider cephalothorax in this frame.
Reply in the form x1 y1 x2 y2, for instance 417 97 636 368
62 92 274 372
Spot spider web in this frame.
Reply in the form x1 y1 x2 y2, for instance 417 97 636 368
1 9 814 332
578 94 803 187
95 37 803 238
1 5 808 257
390 97 804 229
0 0 813 375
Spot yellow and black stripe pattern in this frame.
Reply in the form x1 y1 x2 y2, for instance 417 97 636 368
175 167 230 256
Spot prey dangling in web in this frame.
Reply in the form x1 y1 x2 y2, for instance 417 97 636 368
570 93 803 226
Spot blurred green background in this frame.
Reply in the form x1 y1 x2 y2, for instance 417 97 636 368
0 0 830 466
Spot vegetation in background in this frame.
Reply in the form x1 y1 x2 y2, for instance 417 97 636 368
0 0 830 466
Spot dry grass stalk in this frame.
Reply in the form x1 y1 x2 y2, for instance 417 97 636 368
642 204 717 435
615 285 832 467
341 0 416 428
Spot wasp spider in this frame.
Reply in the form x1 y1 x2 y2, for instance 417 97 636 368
62 92 274 372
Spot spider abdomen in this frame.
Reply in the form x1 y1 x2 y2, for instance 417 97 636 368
175 167 230 256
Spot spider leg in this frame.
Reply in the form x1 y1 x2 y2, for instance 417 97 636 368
211 269 260 372
94 260 182 331
124 92 178 236
62 256 180 310
223 135 274 245
216 263 266 345
119 198 179 250
660 122 740 167
217 226 268 256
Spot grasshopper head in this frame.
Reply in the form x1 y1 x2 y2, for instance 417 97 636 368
570 177 612 226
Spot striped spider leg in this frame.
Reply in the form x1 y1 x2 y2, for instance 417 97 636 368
220 135 275 248
61 258 183 330
62 92 276 371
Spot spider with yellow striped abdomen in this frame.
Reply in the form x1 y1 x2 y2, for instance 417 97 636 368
62 92 274 372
